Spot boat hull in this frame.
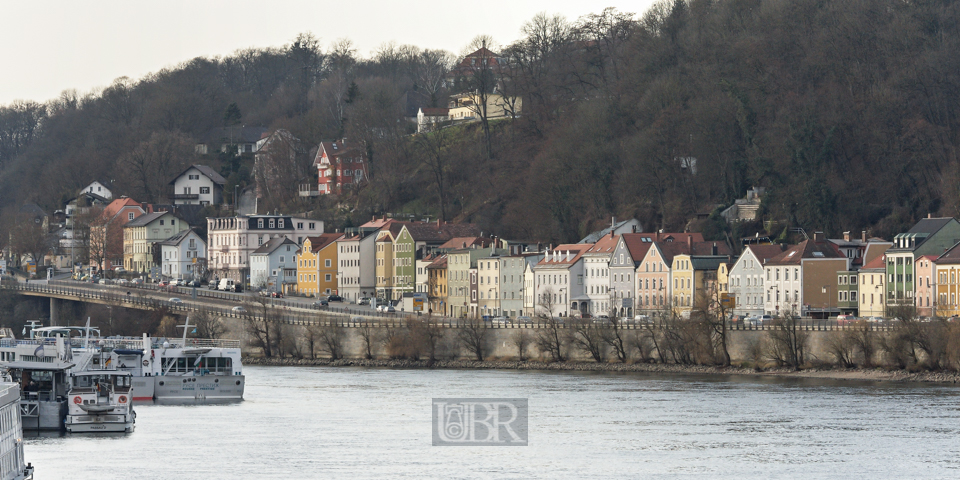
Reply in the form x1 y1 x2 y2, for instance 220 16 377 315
65 413 135 433
131 376 156 401
154 375 245 400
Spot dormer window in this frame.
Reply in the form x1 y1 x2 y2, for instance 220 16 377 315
269 219 275 228
258 219 264 228
278 219 284 228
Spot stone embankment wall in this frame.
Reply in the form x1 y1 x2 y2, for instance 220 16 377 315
219 317 866 365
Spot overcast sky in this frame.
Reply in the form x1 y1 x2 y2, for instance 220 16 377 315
0 0 658 106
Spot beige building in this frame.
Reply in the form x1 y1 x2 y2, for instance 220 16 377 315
123 212 188 273
858 254 886 318
447 93 521 123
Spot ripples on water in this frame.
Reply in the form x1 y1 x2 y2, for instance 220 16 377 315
24 367 960 479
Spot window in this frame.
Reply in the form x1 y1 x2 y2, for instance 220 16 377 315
258 219 264 228
309 222 315 229
269 219 275 228
200 187 210 194
325 259 331 268
278 219 284 228
160 220 165 226
325 274 332 282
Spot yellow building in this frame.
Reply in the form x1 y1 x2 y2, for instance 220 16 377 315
672 254 694 317
297 233 343 297
858 254 887 318
375 224 402 300
935 244 960 318
447 93 522 123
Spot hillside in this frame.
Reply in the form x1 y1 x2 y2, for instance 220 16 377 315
1 0 959 244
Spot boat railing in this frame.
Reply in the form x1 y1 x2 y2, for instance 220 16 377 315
62 336 242 350
149 338 242 349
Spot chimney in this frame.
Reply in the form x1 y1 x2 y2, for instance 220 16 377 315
687 235 693 251
656 231 661 242
862 230 867 242
843 231 851 241
437 218 441 227
813 231 824 242
632 225 638 233
928 213 933 219
711 242 718 255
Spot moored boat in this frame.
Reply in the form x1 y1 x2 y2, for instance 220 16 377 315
64 370 135 433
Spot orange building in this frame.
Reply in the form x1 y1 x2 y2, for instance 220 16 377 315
297 233 343 296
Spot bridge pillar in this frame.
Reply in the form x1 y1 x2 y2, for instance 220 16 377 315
50 297 59 326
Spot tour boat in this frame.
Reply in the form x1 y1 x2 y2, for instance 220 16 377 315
64 369 136 433
3 319 244 402
0 381 34 479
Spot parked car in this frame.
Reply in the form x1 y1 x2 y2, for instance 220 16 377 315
168 297 183 304
837 314 857 326
114 267 125 273
271 291 283 298
314 299 329 307
357 297 371 305
866 316 884 323
491 316 510 325
232 306 246 313
328 295 343 302
744 316 762 327
516 315 533 324
188 280 202 288
633 314 653 324
157 281 169 287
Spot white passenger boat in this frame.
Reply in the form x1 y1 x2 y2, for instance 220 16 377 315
0 381 35 479
64 370 135 433
2 319 244 402
0 334 75 431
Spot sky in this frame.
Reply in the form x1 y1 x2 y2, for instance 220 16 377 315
0 0 658 106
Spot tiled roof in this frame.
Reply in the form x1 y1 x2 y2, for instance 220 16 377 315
252 237 298 255
304 233 344 253
439 237 493 249
585 234 619 254
168 165 226 185
427 255 448 268
158 228 198 247
124 211 170 228
766 240 844 265
861 254 886 270
746 244 789 263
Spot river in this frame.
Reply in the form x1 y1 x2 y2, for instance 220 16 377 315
23 366 960 479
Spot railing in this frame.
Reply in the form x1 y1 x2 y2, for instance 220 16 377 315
168 193 199 200
3 281 908 332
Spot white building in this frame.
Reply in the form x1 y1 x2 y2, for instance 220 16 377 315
81 181 113 200
207 215 323 286
159 229 206 281
728 244 787 317
582 234 618 315
168 165 225 206
532 244 591 318
250 237 299 293
336 229 379 303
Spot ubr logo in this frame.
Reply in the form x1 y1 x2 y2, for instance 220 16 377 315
433 398 528 446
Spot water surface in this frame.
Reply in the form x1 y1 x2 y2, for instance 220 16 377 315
25 366 960 479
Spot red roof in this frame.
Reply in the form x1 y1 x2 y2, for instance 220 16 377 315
766 240 844 265
862 254 886 270
746 244 789 263
304 233 344 252
586 234 618 254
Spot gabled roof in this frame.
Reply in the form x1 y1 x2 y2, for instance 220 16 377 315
158 228 201 247
439 237 494 249
585 234 619 255
252 237 298 255
652 240 733 266
313 139 366 167
935 241 960 265
745 244 789 264
102 198 143 219
861 254 886 270
427 255 448 269
579 219 644 244
537 244 592 267
124 211 173 228
690 256 729 271
168 165 226 186
766 240 844 266
304 233 344 253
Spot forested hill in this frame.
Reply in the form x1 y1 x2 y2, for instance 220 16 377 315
1 0 959 244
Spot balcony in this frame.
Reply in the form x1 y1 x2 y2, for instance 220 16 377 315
299 183 320 197
169 193 200 200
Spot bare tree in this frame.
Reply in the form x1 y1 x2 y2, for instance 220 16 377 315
357 322 379 359
192 308 226 339
119 131 195 203
316 320 346 360
457 317 488 361
603 316 630 363
534 318 566 362
512 329 531 361
415 126 455 221
569 318 605 362
766 312 808 370
243 296 277 357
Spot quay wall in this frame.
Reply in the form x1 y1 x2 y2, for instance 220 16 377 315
219 317 860 365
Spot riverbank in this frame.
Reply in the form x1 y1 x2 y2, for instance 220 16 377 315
243 357 960 384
